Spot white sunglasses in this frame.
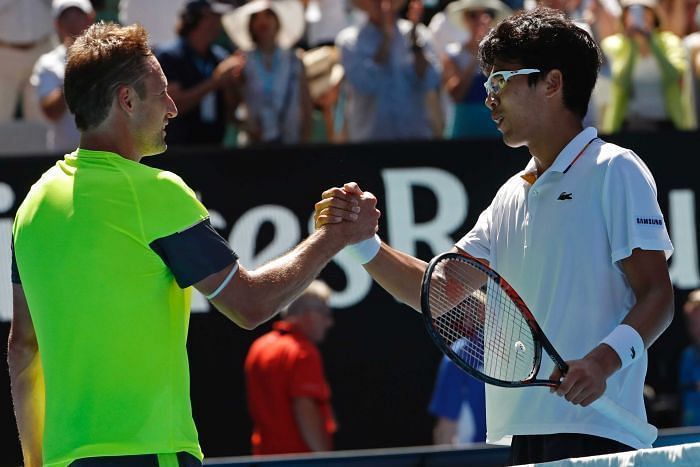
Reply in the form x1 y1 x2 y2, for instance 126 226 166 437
484 68 541 96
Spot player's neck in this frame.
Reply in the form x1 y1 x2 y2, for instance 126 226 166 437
257 40 276 55
529 117 583 175
79 129 141 162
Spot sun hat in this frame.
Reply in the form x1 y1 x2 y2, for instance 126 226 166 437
303 45 344 100
446 0 512 29
619 0 658 9
222 0 305 51
52 0 94 19
619 0 660 24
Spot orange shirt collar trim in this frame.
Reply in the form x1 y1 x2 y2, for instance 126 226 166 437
520 170 538 185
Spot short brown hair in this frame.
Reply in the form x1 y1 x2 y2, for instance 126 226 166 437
65 22 152 131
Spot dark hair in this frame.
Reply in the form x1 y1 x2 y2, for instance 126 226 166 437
176 3 207 37
478 7 601 119
64 22 152 131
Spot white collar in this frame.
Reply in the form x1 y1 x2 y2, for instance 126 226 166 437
549 126 598 174
519 127 598 184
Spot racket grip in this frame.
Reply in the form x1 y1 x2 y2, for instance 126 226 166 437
589 395 657 446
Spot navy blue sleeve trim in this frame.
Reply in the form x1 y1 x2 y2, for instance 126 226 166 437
11 234 21 284
150 218 238 289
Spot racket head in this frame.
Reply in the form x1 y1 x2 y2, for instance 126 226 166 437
421 252 553 388
422 253 658 447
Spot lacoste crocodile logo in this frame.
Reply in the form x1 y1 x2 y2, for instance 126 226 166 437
557 192 573 200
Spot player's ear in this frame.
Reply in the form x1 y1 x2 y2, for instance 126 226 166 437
542 69 563 99
116 84 136 114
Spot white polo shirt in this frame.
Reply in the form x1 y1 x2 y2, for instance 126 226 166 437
455 127 673 449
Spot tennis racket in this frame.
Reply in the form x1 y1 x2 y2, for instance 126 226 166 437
420 251 657 446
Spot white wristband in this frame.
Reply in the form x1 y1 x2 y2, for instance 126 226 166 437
600 324 644 370
342 234 381 264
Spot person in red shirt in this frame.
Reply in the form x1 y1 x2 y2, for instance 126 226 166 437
245 280 336 454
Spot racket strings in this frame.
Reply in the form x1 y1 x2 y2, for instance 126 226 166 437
429 259 537 383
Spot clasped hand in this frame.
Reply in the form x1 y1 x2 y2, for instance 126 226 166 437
314 182 381 246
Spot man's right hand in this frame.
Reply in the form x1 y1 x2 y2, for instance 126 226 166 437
316 182 427 312
213 52 246 87
314 182 381 246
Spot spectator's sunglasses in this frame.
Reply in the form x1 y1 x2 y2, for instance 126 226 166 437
484 68 540 96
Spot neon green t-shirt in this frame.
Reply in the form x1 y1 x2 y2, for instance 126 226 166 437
13 149 208 466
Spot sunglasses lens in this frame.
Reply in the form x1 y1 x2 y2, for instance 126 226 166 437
489 73 506 94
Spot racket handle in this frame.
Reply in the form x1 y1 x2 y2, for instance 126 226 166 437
589 395 657 446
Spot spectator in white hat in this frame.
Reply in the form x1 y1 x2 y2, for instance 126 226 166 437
30 0 96 152
441 0 510 138
223 0 312 144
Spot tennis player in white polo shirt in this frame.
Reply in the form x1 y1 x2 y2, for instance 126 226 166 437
314 7 674 465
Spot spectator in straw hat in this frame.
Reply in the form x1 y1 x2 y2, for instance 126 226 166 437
223 0 312 144
441 0 510 138
600 0 696 133
302 45 347 141
336 0 441 142
429 0 470 57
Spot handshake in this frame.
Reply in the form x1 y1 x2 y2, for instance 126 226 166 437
314 182 383 264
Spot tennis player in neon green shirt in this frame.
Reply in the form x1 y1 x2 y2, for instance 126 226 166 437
8 21 379 467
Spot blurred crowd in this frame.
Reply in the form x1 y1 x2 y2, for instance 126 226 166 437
1 0 700 152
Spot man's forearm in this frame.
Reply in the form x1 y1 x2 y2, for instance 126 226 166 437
293 397 332 451
433 417 458 445
587 252 673 375
206 189 379 329
9 285 44 466
363 242 427 312
587 281 673 374
8 344 45 467
241 228 343 313
210 228 343 328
